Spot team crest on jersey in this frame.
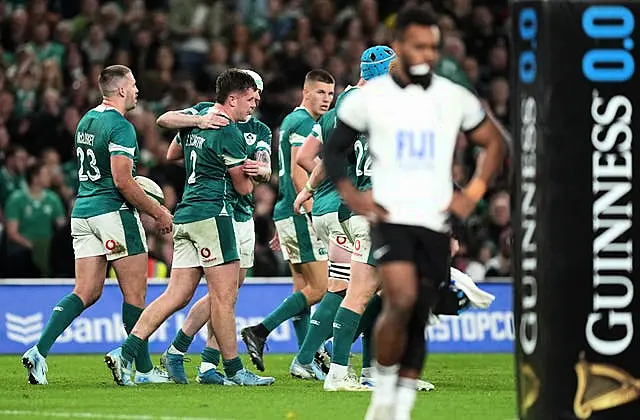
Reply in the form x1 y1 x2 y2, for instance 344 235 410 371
105 239 125 255
244 133 257 146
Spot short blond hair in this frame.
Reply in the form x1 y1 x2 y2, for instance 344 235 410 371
98 65 132 97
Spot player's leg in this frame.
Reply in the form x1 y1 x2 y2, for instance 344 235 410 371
393 227 449 420
203 216 273 386
357 292 383 385
292 213 349 378
365 224 420 419
22 217 108 384
326 214 377 391
106 208 168 383
160 293 209 383
241 215 327 371
293 241 351 379
105 223 202 386
197 218 253 385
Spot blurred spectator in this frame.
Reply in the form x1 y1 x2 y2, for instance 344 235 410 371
0 145 28 209
3 161 65 277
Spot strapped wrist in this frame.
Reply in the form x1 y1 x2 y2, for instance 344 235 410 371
304 181 315 194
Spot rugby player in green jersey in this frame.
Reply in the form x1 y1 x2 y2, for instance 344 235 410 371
241 70 334 372
155 70 274 385
105 69 274 386
22 65 174 385
286 47 395 384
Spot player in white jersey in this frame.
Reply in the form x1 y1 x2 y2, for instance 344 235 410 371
324 6 506 420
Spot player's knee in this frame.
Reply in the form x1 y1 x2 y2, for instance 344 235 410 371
387 290 418 313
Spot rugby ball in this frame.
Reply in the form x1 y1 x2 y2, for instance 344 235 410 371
135 176 164 205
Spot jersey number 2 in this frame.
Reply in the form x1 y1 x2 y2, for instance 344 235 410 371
187 150 197 184
77 147 101 181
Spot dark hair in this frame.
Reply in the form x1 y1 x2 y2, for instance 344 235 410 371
394 6 438 39
98 64 132 96
304 69 335 85
5 145 26 160
26 161 45 185
215 68 257 104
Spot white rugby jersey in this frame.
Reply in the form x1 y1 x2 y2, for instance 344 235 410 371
337 74 486 232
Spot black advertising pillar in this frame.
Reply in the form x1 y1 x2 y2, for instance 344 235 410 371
512 1 640 419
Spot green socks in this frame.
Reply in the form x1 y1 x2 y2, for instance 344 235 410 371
292 306 311 348
358 294 382 368
37 293 85 357
122 302 153 373
201 347 221 366
332 307 362 366
262 291 309 333
297 292 344 365
172 328 194 353
223 357 243 378
121 333 145 364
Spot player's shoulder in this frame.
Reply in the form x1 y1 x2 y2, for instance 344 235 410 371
6 188 26 203
44 189 61 202
282 107 314 130
431 74 474 97
193 101 214 113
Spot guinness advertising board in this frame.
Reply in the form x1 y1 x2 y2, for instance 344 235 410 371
511 0 640 419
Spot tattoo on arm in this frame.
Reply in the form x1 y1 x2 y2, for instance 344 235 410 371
253 150 272 182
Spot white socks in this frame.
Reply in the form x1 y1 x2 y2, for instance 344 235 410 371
395 377 418 420
329 362 349 378
200 362 216 373
371 363 399 406
167 345 184 355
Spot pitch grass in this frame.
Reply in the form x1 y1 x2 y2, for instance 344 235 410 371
1 354 515 420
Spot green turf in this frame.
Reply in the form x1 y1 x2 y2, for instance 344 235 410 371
1 353 516 420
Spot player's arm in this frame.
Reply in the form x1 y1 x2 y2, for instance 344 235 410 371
167 134 184 161
243 125 272 183
296 131 322 173
452 90 507 219
225 129 253 195
110 123 173 233
293 161 326 214
156 105 228 130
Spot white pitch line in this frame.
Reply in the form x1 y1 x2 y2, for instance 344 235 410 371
0 410 232 420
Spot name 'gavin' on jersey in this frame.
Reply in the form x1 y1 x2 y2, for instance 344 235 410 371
337 74 486 232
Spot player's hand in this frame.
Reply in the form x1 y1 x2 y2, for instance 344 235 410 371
243 159 261 177
293 189 313 215
154 206 174 235
269 231 281 252
345 189 388 223
197 113 229 130
448 191 477 221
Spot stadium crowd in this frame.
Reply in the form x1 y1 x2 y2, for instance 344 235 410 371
0 0 511 280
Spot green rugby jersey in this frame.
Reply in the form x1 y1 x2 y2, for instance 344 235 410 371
71 104 139 218
173 111 247 224
179 101 272 222
273 107 316 221
4 189 65 240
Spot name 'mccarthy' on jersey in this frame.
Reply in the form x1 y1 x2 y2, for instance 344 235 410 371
180 101 272 222
273 107 317 221
173 109 247 224
337 74 486 232
72 104 139 218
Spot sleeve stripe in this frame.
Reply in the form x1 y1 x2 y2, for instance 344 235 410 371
181 107 198 115
462 113 488 134
256 141 271 152
290 133 306 145
108 143 136 156
224 155 246 167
